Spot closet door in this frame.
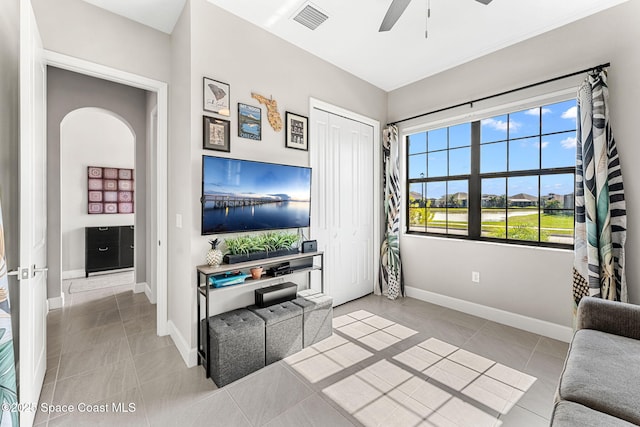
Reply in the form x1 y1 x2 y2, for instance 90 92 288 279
312 109 374 306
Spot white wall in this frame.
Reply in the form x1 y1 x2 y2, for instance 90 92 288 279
31 0 170 84
60 108 135 274
388 0 640 328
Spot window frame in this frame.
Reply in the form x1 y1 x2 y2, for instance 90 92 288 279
404 96 576 250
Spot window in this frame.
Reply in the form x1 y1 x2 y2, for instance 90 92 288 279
407 99 576 248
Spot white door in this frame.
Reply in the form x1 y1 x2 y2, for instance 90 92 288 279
312 109 375 306
19 0 47 424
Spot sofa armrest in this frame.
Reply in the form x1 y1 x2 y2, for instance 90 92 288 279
577 297 640 340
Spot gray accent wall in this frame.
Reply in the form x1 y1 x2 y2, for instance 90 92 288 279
47 67 149 298
167 0 388 348
0 0 20 359
388 0 640 326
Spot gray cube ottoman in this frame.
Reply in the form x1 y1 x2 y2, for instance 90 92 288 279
293 289 333 347
249 301 303 365
203 308 265 387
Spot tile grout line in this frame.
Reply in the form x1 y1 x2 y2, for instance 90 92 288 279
117 286 152 427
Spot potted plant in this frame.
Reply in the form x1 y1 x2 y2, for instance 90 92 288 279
205 238 223 267
223 232 299 264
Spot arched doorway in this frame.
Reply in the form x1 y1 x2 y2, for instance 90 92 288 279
60 107 136 293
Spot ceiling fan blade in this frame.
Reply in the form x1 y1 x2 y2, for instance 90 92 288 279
379 0 412 32
475 0 493 4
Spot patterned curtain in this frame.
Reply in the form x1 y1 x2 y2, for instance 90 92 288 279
0 198 18 426
378 125 404 299
573 69 627 315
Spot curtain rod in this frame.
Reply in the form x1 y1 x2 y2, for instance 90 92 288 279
388 62 610 127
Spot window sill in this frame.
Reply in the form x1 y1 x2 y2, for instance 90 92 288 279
401 232 574 253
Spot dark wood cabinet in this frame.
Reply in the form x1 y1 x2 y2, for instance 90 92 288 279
120 225 135 268
85 226 134 277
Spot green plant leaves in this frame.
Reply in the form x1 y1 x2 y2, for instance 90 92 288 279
224 232 298 255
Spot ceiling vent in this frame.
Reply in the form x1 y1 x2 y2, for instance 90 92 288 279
293 3 329 30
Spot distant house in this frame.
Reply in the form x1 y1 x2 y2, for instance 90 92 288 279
508 193 538 207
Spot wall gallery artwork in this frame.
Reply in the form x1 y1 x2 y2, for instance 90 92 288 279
238 103 261 140
88 166 134 214
285 112 308 151
203 116 231 152
203 77 230 116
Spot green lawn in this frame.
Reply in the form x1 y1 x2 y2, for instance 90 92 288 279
409 208 574 238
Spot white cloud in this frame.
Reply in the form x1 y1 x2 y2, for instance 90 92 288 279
562 106 577 120
539 141 549 149
525 107 551 116
482 118 521 133
561 136 577 149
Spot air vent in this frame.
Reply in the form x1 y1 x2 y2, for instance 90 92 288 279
293 3 328 30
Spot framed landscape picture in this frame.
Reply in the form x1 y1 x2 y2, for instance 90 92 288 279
238 103 261 140
203 116 231 152
285 112 308 151
203 77 230 116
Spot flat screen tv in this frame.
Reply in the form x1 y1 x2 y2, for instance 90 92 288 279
201 156 312 234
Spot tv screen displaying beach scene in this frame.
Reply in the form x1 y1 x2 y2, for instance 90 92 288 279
201 156 312 234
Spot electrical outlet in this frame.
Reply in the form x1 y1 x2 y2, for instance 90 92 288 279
472 271 480 283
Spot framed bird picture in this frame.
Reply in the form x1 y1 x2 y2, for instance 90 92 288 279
203 77 230 116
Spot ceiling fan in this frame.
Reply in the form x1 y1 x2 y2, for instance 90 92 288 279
379 0 493 32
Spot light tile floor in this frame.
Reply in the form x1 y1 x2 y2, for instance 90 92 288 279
37 283 568 426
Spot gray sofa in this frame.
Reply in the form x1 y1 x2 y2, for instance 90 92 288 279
551 297 640 426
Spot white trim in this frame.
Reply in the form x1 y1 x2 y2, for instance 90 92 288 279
309 98 381 292
43 50 169 337
405 285 573 343
144 282 155 304
61 269 85 280
168 320 198 368
47 295 64 311
134 282 146 294
399 87 578 134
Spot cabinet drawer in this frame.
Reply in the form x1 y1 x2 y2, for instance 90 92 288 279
120 225 134 247
85 246 119 271
86 227 119 248
120 245 134 269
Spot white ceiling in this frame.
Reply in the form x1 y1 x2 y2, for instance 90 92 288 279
82 0 628 91
81 0 186 34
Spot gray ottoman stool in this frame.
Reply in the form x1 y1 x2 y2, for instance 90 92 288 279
202 308 265 387
249 302 303 365
293 290 333 347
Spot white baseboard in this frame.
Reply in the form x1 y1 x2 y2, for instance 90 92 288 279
144 283 156 304
405 286 573 343
47 295 64 311
61 269 85 280
168 320 198 368
133 282 146 294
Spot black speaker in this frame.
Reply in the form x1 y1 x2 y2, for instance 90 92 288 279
301 240 317 253
255 282 297 308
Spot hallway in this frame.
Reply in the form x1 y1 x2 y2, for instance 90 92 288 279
39 281 215 426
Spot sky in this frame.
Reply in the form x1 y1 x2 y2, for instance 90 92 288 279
408 99 577 199
203 156 311 201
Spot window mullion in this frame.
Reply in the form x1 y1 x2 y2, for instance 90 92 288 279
469 121 481 239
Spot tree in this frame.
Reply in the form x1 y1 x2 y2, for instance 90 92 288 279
543 199 562 215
